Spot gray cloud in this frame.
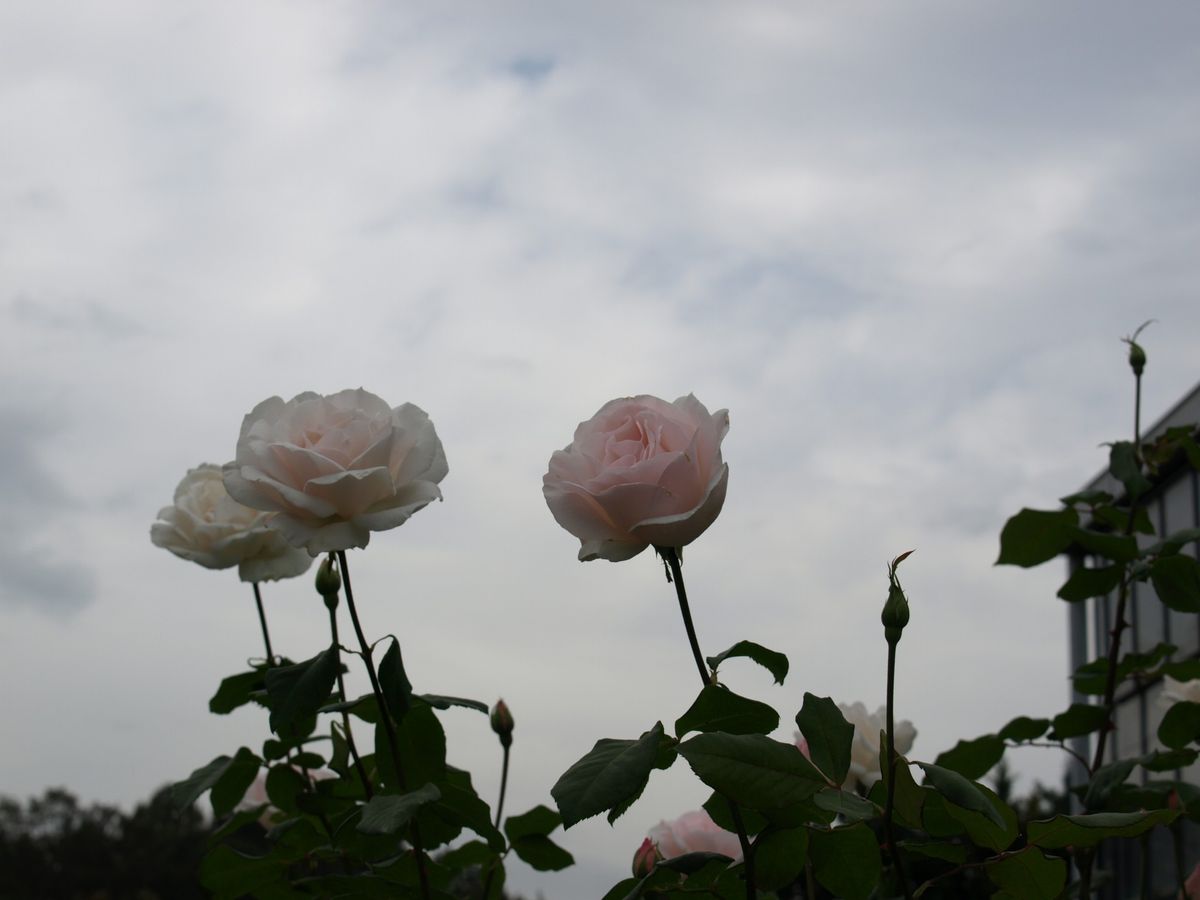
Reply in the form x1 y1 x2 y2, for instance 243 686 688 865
0 407 95 615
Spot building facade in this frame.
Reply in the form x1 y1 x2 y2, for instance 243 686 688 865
1066 380 1200 898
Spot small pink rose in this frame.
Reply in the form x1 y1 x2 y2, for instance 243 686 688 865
647 809 742 861
543 394 729 562
223 389 447 553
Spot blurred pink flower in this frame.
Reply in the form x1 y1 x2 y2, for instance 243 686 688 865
1181 862 1200 899
647 809 742 861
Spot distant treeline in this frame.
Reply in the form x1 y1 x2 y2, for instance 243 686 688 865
0 786 530 900
0 786 207 899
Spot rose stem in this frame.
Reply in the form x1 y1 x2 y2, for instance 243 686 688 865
480 742 511 899
659 546 757 900
324 581 373 800
885 637 913 900
1077 362 1144 898
335 550 431 900
252 582 274 664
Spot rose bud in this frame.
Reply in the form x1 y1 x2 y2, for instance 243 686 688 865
315 555 341 602
631 837 658 878
490 699 514 748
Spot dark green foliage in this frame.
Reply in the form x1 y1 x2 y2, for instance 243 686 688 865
794 693 853 786
674 684 779 738
552 724 665 828
705 640 789 685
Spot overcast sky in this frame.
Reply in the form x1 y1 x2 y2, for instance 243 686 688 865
2 2 1199 895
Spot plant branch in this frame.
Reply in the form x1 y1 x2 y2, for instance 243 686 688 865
658 546 756 900
252 582 274 663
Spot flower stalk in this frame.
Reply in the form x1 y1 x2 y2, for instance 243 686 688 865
251 582 274 664
335 550 430 900
659 546 756 899
883 553 914 900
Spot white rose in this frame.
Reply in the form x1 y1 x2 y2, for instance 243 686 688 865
1162 675 1200 706
839 701 917 791
223 389 448 553
151 464 312 582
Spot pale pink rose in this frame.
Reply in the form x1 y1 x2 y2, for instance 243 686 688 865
151 464 312 582
647 810 742 861
1181 862 1200 900
839 702 916 791
543 394 729 562
223 389 448 553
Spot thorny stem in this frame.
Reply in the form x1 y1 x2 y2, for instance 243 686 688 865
659 546 757 900
252 582 274 663
326 596 373 800
885 638 914 900
335 550 430 900
1078 366 1144 898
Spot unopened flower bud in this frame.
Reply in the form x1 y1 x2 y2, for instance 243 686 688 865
1127 341 1146 376
315 556 341 607
882 553 912 644
490 699 514 748
631 837 658 878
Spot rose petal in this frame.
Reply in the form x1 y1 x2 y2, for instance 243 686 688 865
631 463 728 549
544 484 629 542
270 514 372 553
304 467 395 517
224 465 339 518
238 546 315 582
579 537 648 562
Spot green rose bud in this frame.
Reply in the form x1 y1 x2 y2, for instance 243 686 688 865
315 556 341 608
490 699 514 748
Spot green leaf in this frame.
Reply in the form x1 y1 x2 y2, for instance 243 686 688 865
1083 759 1137 811
1109 441 1151 500
1151 555 1200 612
752 826 807 891
809 823 881 900
417 694 488 713
1028 809 1179 849
357 783 441 834
318 693 380 723
998 716 1049 742
264 763 309 815
200 846 289 900
901 840 967 864
703 792 769 835
1072 643 1176 695
677 733 826 809
511 834 574 871
1049 703 1108 740
1092 503 1155 536
985 847 1067 900
183 747 259 818
813 789 879 822
706 640 789 685
879 754 925 830
934 735 1004 781
795 693 853 786
674 685 780 738
996 507 1079 567
1060 489 1113 507
918 763 1005 829
378 638 413 721
1158 701 1200 749
1057 564 1123 602
1165 659 1200 681
431 766 505 851
1069 526 1139 562
209 667 268 714
935 780 1017 852
505 804 562 840
552 723 664 828
392 702 447 788
264 647 340 736
1140 747 1199 771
